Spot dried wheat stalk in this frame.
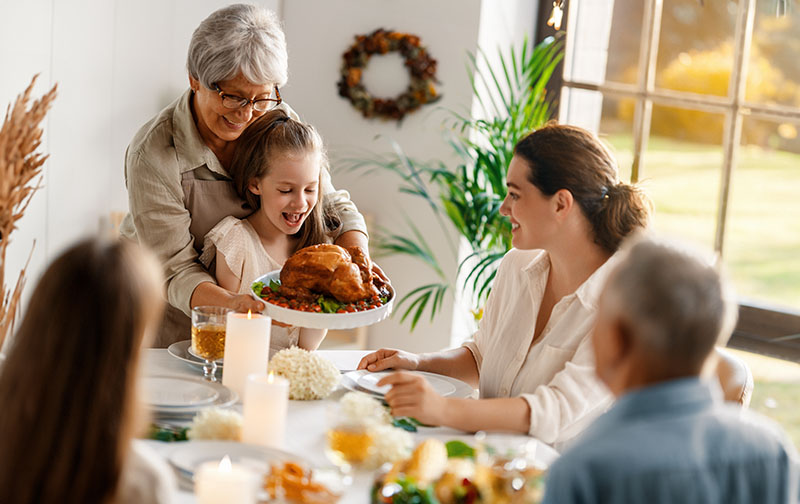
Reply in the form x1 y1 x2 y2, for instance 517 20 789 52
0 74 57 350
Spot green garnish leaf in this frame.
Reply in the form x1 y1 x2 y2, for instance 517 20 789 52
148 424 188 442
269 279 281 292
445 440 475 459
392 417 418 432
317 295 343 314
252 281 265 297
380 296 388 304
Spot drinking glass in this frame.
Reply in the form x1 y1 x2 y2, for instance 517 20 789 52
324 404 374 475
191 306 230 382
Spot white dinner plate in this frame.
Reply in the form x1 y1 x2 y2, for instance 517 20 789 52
143 375 238 418
250 270 394 330
169 440 308 480
168 340 224 369
342 370 473 398
144 375 219 408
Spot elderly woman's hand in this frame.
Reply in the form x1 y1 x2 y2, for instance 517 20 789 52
378 371 449 426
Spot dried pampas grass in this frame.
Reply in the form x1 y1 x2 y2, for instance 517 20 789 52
0 75 57 349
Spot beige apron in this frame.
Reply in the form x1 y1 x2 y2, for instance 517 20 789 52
152 169 251 348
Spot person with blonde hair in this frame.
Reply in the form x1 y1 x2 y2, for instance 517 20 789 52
359 124 651 443
0 238 175 503
121 4 375 347
200 109 341 353
543 236 800 503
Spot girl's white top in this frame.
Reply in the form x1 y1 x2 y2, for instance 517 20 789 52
201 216 299 356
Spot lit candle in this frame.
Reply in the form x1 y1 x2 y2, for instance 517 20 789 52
242 372 289 448
194 455 258 504
222 310 271 398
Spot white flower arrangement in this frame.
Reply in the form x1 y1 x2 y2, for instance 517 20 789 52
269 347 341 400
338 392 412 468
186 408 243 441
340 391 391 425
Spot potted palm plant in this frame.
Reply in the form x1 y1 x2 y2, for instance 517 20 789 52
352 36 563 329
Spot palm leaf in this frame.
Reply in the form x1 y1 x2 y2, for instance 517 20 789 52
347 37 564 329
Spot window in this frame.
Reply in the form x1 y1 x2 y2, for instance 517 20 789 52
548 0 800 360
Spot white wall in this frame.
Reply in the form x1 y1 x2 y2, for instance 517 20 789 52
0 0 279 312
1 0 538 353
282 0 482 352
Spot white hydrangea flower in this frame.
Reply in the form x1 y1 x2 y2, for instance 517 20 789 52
269 347 340 400
186 408 242 441
340 391 391 425
367 424 413 468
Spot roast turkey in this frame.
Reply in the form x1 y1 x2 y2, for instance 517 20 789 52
279 244 386 304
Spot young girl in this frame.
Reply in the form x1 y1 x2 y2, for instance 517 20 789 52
200 110 339 354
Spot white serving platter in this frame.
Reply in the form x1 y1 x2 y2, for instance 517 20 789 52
250 269 394 330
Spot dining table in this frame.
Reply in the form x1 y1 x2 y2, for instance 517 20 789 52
141 348 560 503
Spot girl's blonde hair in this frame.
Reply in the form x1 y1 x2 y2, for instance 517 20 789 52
0 237 165 503
230 109 340 252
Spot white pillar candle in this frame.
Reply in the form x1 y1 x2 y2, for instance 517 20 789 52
222 311 271 398
242 372 289 448
194 455 258 504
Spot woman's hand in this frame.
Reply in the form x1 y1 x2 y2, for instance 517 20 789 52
379 371 449 426
371 261 390 284
191 282 265 314
357 348 420 372
229 293 265 314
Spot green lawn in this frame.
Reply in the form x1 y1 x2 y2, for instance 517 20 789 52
607 134 800 310
602 133 800 447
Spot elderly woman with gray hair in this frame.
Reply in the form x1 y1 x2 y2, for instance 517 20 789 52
120 4 372 346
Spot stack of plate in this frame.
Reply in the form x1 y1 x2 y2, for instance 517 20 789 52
142 375 237 419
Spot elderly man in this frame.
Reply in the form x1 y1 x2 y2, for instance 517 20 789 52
543 237 799 504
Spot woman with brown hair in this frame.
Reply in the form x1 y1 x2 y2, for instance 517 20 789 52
199 109 338 353
0 238 175 503
359 124 652 445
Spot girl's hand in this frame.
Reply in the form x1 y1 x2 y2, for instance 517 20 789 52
379 371 448 426
357 348 420 372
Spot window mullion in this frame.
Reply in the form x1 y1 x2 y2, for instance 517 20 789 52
715 0 756 255
632 0 662 183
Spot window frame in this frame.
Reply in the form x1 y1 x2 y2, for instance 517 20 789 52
537 0 800 361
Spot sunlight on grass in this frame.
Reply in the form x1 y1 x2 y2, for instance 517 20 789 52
608 134 800 310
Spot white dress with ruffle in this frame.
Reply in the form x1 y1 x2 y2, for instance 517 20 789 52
200 216 299 357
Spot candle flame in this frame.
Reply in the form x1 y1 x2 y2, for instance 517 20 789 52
219 455 232 472
268 371 274 383
247 310 252 320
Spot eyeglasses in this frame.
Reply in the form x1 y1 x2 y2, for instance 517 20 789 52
213 84 281 112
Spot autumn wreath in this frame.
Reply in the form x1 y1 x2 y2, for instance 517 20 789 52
337 28 441 121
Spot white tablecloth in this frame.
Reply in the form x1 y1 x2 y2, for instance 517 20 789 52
141 348 559 503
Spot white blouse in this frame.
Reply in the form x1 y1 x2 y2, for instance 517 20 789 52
463 248 616 445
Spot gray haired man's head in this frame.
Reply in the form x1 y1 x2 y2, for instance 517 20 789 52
603 236 737 373
187 4 288 89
